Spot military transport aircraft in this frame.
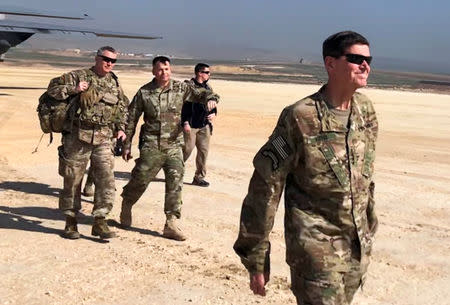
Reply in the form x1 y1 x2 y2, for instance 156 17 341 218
0 7 162 57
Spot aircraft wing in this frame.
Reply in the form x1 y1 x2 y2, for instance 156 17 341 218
0 7 91 20
0 19 162 40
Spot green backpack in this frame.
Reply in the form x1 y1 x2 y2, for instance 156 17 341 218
36 91 78 134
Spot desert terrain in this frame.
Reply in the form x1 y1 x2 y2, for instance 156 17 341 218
0 65 449 305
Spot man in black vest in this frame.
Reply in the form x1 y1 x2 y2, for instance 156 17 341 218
181 63 217 187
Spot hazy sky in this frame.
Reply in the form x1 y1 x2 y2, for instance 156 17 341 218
2 1 450 73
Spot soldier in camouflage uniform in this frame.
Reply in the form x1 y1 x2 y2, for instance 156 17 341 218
233 31 378 305
120 56 219 241
48 46 129 239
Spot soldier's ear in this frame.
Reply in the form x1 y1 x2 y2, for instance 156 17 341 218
324 56 335 73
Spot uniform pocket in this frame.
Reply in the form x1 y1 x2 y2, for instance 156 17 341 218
58 145 72 177
362 141 375 178
78 128 94 144
102 92 119 105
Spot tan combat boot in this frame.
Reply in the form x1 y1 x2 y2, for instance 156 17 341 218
162 215 186 241
62 215 80 239
82 183 94 197
92 217 116 239
120 202 132 228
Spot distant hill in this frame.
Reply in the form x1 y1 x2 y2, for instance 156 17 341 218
4 48 450 94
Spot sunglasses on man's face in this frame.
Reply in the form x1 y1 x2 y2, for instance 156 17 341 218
99 55 117 64
344 54 372 66
200 70 210 74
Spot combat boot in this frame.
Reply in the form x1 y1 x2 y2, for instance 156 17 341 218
62 215 80 239
82 183 94 197
162 215 186 241
92 217 116 239
120 202 132 228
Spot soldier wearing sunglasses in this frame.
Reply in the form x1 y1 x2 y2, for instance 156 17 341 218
234 31 378 305
47 46 129 240
120 56 219 241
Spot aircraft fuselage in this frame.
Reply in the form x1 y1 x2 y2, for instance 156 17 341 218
0 31 33 55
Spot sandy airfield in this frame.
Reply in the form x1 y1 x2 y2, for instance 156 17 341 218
0 65 449 305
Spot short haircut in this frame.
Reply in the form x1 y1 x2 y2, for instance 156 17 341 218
195 63 210 74
96 46 116 56
152 56 171 66
322 31 370 60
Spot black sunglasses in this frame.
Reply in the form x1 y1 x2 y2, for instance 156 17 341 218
344 54 372 65
99 55 117 64
199 71 210 74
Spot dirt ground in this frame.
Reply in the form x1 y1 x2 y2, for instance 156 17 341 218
0 66 449 305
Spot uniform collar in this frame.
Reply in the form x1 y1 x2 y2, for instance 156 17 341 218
149 78 174 92
316 84 365 133
89 66 111 79
192 77 209 88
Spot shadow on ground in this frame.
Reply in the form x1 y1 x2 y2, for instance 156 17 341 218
114 171 165 183
114 171 131 181
108 219 163 238
0 181 60 197
114 171 197 186
0 180 93 203
0 206 108 243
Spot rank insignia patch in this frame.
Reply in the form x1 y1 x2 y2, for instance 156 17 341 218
262 150 279 170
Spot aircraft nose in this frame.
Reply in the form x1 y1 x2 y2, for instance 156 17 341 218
0 39 11 55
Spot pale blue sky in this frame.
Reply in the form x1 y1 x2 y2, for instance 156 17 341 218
2 0 450 74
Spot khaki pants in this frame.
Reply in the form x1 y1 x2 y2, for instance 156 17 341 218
183 125 210 181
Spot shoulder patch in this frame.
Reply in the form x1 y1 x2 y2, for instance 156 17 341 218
272 135 291 159
262 150 279 170
261 135 292 170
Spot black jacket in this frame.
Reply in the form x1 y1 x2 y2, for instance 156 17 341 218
181 78 217 131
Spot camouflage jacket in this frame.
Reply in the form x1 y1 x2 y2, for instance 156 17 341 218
233 85 378 275
124 78 219 151
47 67 129 144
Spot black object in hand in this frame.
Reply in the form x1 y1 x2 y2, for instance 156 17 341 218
114 138 123 156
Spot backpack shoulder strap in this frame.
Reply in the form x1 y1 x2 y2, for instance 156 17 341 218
110 72 120 87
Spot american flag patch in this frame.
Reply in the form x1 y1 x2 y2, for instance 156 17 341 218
271 136 291 160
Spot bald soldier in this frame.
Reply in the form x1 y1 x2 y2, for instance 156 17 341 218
48 46 128 239
120 56 219 241
234 31 378 304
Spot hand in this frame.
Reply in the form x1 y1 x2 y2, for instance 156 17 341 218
207 113 216 123
122 149 133 162
75 81 89 93
183 123 191 133
117 130 127 141
207 100 217 112
250 272 270 296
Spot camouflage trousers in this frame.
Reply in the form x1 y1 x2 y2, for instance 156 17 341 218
121 146 184 218
183 125 211 181
58 131 115 218
84 138 116 188
85 166 95 187
290 257 369 305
